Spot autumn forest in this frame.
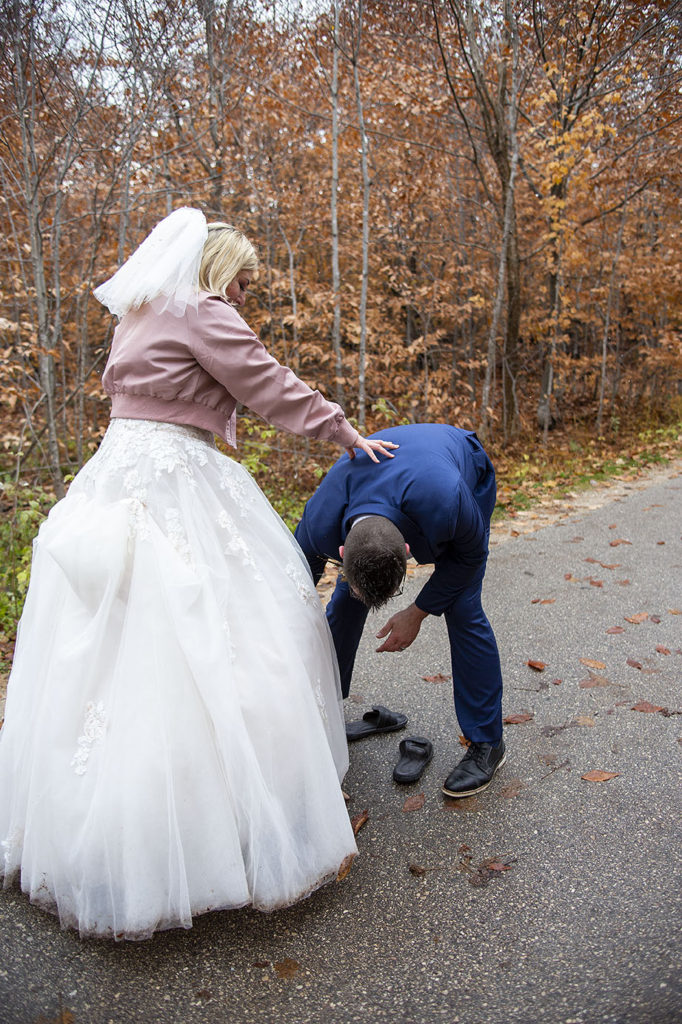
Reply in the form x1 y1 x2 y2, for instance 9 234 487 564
1 0 681 634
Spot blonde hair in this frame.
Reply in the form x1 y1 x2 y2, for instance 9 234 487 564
198 222 259 299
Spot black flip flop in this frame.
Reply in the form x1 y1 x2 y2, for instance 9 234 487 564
393 736 433 784
345 705 408 742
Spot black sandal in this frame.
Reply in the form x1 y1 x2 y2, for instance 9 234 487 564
345 705 408 742
392 736 433 784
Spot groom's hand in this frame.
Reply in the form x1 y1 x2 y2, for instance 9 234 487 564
375 603 428 653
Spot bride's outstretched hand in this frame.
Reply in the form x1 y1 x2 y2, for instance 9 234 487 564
346 434 399 463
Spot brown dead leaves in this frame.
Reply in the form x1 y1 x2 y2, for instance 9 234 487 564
580 657 607 670
581 770 620 782
526 659 547 671
630 700 681 716
625 612 649 624
402 792 425 812
579 671 612 689
274 958 300 980
350 809 369 836
422 672 451 684
504 712 534 725
337 853 356 881
459 849 517 887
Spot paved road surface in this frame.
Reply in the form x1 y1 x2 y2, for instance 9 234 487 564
1 461 681 1024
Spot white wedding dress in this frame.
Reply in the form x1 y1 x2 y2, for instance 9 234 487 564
0 419 356 940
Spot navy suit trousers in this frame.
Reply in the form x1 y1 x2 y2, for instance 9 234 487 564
318 570 503 745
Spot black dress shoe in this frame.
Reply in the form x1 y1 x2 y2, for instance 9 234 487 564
442 739 506 798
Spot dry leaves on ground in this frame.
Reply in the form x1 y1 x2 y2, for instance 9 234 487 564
350 809 369 836
274 958 300 980
581 770 620 782
631 700 667 714
579 671 613 688
459 852 517 887
580 657 607 670
337 853 356 881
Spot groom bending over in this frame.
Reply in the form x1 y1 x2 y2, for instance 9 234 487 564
295 422 505 798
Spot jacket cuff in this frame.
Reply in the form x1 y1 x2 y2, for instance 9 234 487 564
332 419 359 449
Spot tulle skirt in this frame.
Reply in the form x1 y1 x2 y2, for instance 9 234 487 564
0 419 356 940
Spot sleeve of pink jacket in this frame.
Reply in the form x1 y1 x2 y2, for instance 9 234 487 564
192 294 358 449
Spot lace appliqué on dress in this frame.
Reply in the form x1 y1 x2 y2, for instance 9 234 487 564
87 419 214 487
285 562 318 606
312 678 329 724
165 507 194 567
71 701 106 776
218 510 263 580
218 464 254 516
1 828 22 873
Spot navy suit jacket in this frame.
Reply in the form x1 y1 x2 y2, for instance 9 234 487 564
295 423 497 615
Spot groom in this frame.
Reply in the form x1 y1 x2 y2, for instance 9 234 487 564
295 422 505 798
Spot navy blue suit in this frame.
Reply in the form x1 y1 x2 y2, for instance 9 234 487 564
295 424 503 744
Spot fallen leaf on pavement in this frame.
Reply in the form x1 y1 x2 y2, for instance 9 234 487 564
631 700 666 714
468 856 517 887
579 672 612 688
581 770 620 782
531 598 556 604
580 658 607 670
625 612 649 624
483 859 514 872
504 712 534 724
627 658 643 670
274 958 300 980
458 734 471 747
402 793 425 812
616 579 631 586
589 578 604 587
669 608 681 615
527 659 547 671
575 715 596 726
350 809 369 835
409 863 427 876
656 646 671 655
337 853 356 880
606 626 626 634
610 538 632 547
422 672 451 683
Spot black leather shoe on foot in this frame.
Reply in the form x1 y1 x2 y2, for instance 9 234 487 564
442 739 506 798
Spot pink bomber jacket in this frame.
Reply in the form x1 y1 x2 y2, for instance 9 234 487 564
102 291 358 449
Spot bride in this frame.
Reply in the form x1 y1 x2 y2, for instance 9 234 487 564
0 208 397 940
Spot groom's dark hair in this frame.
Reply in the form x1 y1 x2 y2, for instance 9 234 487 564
342 515 407 611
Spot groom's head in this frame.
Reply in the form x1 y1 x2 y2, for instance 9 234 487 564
340 515 407 610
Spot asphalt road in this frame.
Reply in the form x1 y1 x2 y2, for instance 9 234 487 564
1 461 681 1024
